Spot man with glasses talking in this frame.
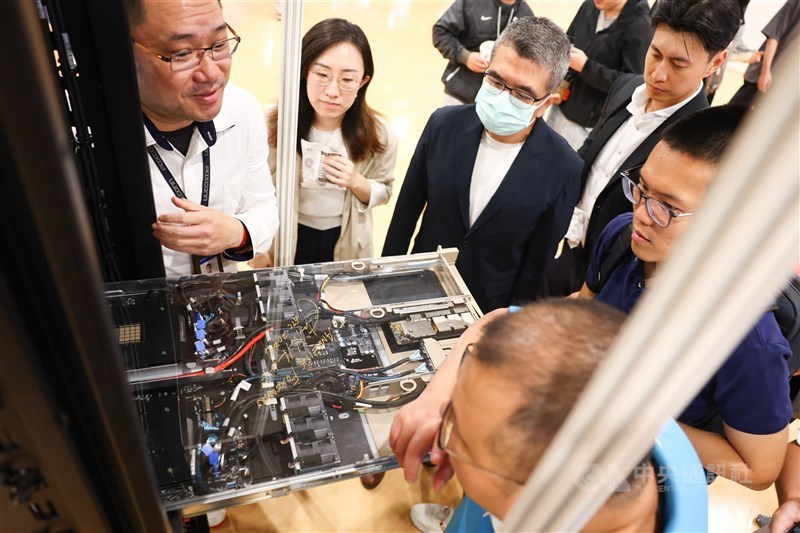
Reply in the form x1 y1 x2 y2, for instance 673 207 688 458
126 0 278 276
383 16 582 312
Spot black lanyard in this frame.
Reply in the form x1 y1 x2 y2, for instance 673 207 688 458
147 145 211 207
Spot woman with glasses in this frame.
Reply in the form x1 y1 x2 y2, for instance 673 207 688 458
254 18 397 266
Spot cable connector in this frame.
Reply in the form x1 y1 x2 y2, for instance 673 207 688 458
334 398 356 410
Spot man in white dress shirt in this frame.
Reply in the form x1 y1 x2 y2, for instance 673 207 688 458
126 0 278 276
540 0 743 297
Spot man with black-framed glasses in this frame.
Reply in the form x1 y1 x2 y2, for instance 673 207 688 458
577 105 792 493
383 16 582 312
126 0 278 276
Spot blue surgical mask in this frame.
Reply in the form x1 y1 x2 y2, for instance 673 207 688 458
474 84 547 136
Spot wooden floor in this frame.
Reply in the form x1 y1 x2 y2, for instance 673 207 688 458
217 1 788 530
212 471 781 532
215 468 464 532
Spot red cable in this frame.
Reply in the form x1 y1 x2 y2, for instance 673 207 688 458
214 330 268 372
162 327 271 381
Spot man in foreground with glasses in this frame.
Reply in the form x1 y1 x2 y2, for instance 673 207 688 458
578 105 792 491
126 0 278 276
394 300 666 532
383 16 582 312
540 0 744 297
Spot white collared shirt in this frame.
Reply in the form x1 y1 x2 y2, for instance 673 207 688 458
564 82 703 247
144 83 279 276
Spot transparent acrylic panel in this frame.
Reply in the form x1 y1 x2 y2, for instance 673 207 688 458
105 250 480 516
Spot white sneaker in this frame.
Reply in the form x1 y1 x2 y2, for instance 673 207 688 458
411 503 454 533
206 509 227 527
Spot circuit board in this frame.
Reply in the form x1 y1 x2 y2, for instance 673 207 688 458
106 253 480 514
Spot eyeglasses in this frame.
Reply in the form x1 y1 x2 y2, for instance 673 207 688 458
482 72 548 109
621 166 693 228
133 23 241 72
308 68 362 92
437 401 527 485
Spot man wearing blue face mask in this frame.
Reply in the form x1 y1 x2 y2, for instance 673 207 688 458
383 17 582 312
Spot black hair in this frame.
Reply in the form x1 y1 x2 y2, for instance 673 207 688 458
494 16 571 93
124 0 223 27
650 0 743 54
268 18 386 161
660 105 746 165
123 0 146 25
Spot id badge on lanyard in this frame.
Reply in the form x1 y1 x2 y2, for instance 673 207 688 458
195 254 224 275
147 146 222 274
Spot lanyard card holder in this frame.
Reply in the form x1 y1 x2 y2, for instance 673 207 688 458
193 254 224 275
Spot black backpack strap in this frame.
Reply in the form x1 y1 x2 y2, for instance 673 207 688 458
587 224 633 294
775 274 800 375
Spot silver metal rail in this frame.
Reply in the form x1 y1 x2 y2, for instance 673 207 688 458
274 0 304 266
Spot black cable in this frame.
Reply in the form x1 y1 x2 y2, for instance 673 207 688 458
334 367 416 381
295 369 352 395
293 380 426 409
40 0 123 280
311 299 396 327
344 357 412 375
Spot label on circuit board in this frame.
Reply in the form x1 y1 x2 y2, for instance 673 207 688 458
390 319 438 345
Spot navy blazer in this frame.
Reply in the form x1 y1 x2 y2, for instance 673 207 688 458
578 74 709 262
383 105 582 311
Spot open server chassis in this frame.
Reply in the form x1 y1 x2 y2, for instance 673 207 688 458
106 251 481 516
